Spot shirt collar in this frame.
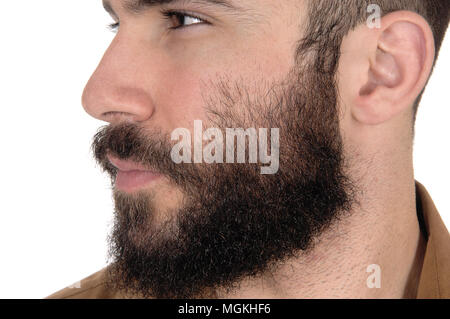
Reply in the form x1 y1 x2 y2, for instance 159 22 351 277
415 181 450 298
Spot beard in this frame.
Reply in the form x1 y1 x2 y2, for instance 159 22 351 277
92 62 357 299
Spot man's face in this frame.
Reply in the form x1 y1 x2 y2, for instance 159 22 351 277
84 0 356 298
84 0 305 213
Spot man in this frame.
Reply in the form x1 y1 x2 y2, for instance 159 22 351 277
47 0 449 299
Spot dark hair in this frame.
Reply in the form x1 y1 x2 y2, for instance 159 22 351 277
298 0 450 125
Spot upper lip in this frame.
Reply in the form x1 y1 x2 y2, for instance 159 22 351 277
107 154 155 173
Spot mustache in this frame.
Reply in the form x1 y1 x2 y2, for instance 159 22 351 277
91 123 200 187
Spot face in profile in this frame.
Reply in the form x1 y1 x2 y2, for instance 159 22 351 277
86 0 358 298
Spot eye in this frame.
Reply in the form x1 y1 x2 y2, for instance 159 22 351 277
160 9 209 30
108 22 120 33
106 10 209 33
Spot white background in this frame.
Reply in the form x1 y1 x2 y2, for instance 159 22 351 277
0 1 448 298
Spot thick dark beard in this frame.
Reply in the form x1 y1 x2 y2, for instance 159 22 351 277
92 64 357 299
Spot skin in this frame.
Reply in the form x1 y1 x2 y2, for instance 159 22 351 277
82 0 435 298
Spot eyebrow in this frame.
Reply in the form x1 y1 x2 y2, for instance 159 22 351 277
103 0 239 17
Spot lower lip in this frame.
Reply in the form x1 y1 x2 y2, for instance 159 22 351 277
115 170 161 192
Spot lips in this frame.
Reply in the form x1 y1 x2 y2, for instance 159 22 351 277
107 155 161 192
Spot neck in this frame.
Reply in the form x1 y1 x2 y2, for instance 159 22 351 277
216 152 426 299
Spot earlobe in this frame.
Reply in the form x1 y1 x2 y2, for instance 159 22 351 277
352 12 435 126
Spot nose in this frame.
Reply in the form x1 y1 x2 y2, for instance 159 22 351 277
82 33 155 124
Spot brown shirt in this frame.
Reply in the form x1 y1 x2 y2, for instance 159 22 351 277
45 181 450 299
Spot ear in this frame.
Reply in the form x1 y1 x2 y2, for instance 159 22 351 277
340 11 435 126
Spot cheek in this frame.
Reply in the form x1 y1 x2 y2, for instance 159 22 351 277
153 41 294 131
154 66 207 131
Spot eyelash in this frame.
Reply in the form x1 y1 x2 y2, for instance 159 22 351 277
108 22 119 32
107 9 209 33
